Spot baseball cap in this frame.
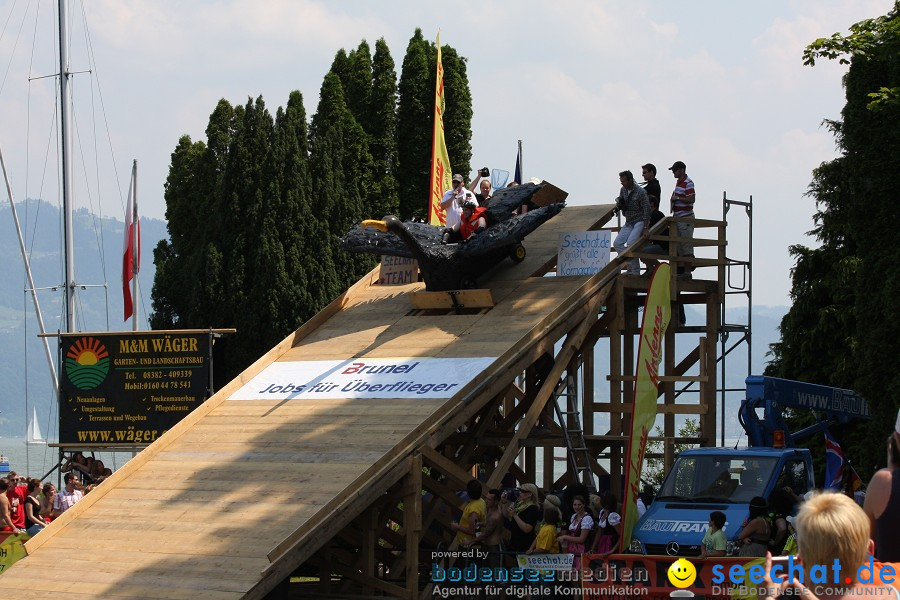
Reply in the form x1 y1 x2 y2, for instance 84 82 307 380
668 161 686 171
452 174 464 183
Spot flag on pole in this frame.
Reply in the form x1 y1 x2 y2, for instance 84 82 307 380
514 140 522 184
122 164 140 321
621 262 671 550
824 429 857 491
428 32 452 226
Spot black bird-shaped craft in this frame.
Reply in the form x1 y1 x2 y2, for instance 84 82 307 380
340 182 566 291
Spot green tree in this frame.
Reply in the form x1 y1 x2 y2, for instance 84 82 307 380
397 30 473 220
397 28 431 220
644 419 699 489
369 38 399 218
309 72 377 297
768 2 900 478
344 41 373 130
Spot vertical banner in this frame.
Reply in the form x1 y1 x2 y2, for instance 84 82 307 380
122 160 140 321
621 262 671 550
428 31 452 226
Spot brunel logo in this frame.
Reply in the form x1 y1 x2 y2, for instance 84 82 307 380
65 337 110 390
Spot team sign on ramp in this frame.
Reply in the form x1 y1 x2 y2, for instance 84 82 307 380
228 357 497 400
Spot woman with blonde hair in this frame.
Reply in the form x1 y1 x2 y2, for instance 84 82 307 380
505 483 541 554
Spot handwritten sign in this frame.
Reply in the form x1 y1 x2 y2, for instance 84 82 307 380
378 256 418 285
557 231 611 276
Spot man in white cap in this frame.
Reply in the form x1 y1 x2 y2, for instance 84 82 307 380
440 174 474 229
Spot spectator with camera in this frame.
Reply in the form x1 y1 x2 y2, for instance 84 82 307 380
440 173 475 229
505 483 541 555
469 167 492 207
613 170 652 276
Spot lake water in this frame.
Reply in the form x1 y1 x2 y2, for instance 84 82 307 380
0 437 134 482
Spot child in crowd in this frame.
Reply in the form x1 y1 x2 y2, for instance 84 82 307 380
528 505 561 554
699 510 727 558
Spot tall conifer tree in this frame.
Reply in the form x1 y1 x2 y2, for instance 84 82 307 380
397 29 431 220
370 38 400 218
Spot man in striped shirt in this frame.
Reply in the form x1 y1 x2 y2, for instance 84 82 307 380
668 161 695 278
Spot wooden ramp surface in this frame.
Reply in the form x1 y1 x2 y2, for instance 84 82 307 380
5 204 615 599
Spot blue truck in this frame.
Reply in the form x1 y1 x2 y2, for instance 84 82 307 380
627 375 871 556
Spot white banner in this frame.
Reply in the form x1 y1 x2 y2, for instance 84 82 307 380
557 231 611 276
516 553 575 571
228 357 497 400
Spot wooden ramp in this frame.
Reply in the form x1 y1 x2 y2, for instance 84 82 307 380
6 204 620 599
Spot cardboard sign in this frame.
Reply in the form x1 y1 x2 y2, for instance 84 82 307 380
557 231 611 276
228 357 497 400
378 256 418 286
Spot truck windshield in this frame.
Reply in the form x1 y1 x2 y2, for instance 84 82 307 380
657 456 779 503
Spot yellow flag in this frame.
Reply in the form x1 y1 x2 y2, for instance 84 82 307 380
428 32 453 226
621 262 671 549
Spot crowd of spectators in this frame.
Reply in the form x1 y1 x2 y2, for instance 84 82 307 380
0 452 113 538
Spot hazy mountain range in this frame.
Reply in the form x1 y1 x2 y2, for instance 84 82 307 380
0 200 167 437
0 199 788 441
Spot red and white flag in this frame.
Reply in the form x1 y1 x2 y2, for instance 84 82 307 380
122 164 140 321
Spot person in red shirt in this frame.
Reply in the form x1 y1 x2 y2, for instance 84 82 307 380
0 479 24 534
5 474 26 532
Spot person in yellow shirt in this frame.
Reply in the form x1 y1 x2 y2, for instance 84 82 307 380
451 480 486 547
528 504 561 554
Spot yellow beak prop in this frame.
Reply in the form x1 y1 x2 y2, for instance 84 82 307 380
362 219 388 232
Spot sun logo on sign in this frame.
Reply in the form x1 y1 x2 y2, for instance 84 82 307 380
65 337 110 390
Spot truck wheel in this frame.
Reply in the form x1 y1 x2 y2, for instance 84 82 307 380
510 244 526 263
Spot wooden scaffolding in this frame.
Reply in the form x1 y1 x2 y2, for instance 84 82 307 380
7 204 728 600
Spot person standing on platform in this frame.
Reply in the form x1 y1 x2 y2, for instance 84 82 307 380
613 170 651 276
668 160 695 278
641 163 661 206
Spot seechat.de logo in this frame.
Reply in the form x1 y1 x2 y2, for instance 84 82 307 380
65 337 110 390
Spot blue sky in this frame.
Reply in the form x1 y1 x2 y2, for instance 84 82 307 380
0 0 893 306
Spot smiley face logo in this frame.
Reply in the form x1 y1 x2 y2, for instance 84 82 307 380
667 558 697 589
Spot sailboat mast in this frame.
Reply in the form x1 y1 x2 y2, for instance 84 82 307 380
58 0 75 333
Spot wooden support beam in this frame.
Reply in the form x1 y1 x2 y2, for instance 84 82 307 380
405 454 423 600
421 446 473 491
485 292 603 490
